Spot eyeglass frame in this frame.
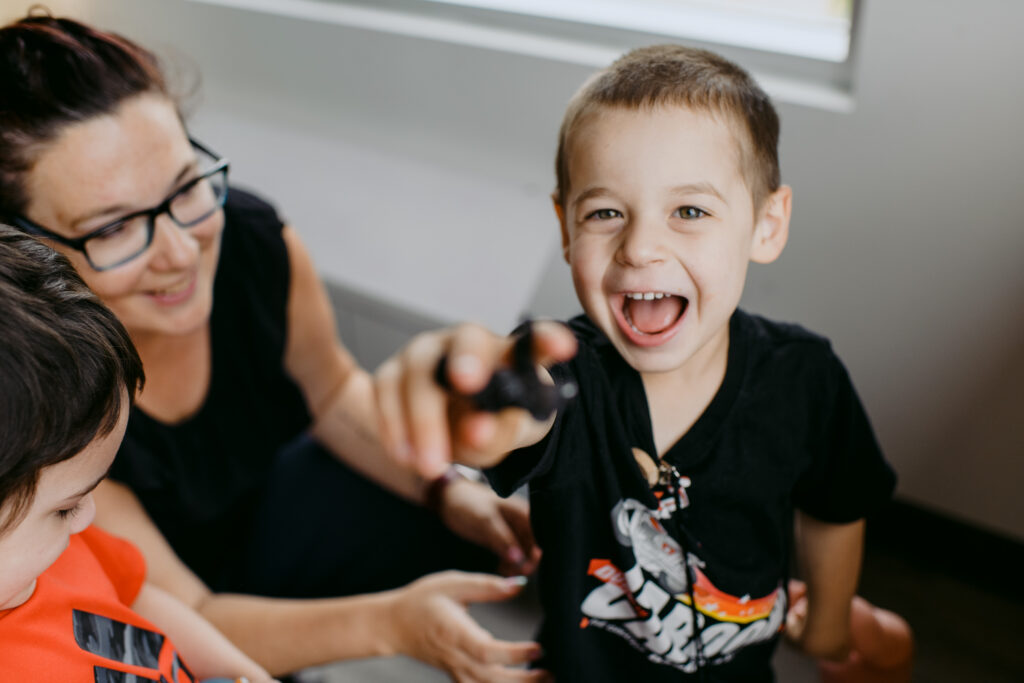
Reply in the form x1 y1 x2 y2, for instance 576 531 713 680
12 138 230 272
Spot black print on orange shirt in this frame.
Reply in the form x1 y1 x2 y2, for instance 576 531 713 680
72 609 195 682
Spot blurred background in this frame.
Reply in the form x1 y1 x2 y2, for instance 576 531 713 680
4 1 1021 680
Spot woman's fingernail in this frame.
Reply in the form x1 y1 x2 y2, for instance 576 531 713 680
505 575 528 588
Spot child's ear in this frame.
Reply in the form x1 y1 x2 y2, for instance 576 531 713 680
750 185 792 264
552 193 571 264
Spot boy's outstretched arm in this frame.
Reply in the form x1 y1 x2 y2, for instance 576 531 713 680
131 582 275 683
374 321 578 478
787 512 865 660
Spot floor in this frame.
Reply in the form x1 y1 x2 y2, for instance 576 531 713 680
853 531 1023 682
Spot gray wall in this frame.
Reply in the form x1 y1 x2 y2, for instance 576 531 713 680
18 0 1024 540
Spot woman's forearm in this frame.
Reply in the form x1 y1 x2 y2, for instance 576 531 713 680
310 366 427 503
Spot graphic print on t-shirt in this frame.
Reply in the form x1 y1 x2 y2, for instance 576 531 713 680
73 609 195 683
579 470 786 674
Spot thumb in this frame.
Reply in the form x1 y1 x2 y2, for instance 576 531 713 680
454 409 536 464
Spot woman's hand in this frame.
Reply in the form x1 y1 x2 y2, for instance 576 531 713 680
374 321 577 479
384 571 551 683
437 476 541 576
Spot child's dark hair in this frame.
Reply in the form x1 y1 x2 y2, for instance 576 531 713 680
0 9 170 221
555 44 781 212
0 225 144 533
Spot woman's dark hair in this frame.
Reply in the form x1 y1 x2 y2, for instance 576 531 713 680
0 10 170 220
0 225 144 534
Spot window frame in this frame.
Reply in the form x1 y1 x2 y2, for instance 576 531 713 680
189 0 863 112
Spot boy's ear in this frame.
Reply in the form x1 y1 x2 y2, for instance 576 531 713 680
552 194 571 264
750 185 792 264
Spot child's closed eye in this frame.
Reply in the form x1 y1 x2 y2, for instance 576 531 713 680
55 501 82 521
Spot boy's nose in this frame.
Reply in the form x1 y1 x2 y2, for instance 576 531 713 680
616 218 665 267
148 213 200 270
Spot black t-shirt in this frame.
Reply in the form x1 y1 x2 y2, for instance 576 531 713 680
488 312 896 682
109 188 311 585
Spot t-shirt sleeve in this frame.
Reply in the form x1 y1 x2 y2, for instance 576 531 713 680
486 419 558 497
793 349 897 523
77 526 148 607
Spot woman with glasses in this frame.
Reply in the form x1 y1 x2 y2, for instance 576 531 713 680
0 12 546 682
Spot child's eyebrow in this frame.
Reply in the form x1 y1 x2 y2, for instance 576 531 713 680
668 182 725 202
59 465 114 504
573 187 613 204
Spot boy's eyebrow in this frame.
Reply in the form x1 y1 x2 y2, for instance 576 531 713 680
573 183 727 206
573 187 613 205
59 465 113 503
669 182 726 202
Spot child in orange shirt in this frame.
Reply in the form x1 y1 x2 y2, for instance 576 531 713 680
0 226 273 683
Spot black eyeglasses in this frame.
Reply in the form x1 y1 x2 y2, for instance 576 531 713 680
13 138 230 271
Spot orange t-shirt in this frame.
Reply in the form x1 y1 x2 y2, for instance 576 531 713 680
0 525 196 682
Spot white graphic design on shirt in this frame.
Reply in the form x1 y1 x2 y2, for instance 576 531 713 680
580 497 785 673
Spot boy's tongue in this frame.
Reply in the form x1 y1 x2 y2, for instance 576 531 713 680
625 296 684 334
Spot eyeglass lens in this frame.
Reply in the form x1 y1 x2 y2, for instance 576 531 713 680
83 216 153 269
83 166 227 270
168 168 227 226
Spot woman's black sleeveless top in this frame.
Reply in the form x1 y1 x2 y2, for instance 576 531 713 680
110 188 312 584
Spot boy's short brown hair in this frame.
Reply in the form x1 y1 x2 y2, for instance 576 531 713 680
555 44 781 212
0 225 144 534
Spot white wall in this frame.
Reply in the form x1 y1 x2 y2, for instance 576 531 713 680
15 0 1024 540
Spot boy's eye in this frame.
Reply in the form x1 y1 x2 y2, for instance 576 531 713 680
674 206 708 220
586 208 622 221
55 501 82 521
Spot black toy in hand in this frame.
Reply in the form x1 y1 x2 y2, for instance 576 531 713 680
434 322 577 421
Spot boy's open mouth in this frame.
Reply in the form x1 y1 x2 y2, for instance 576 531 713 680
617 292 688 345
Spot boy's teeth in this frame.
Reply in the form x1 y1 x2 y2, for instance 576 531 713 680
623 292 685 335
